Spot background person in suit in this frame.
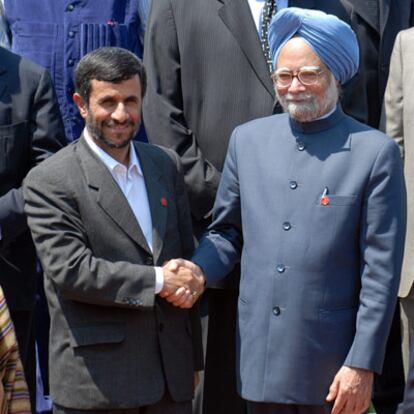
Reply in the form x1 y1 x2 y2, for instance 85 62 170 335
171 7 406 413
23 47 204 414
0 46 65 412
343 0 411 128
143 1 410 413
383 26 414 382
0 0 151 143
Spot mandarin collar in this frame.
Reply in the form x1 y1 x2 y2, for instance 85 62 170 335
289 105 345 134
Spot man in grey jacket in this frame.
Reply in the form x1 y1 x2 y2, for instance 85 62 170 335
23 47 204 413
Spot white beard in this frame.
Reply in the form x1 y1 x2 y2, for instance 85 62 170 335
276 74 339 122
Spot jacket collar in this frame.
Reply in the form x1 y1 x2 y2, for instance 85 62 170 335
76 136 167 263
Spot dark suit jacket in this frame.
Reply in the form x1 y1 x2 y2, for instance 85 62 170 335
23 137 203 410
343 0 412 128
0 46 65 312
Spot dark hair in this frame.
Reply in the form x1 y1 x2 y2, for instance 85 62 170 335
74 47 147 102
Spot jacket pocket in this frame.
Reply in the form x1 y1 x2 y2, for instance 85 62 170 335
69 323 125 347
11 21 57 72
79 23 138 56
320 195 357 206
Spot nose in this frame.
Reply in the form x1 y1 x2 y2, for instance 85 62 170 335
287 76 306 93
112 103 129 123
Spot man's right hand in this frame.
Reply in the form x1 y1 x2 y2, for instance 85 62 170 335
160 259 205 308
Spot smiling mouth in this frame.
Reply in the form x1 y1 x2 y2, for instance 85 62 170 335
105 123 133 131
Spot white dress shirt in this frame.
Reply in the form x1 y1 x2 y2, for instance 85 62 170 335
248 0 289 32
84 129 164 293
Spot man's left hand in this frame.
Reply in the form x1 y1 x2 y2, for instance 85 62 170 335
326 366 373 414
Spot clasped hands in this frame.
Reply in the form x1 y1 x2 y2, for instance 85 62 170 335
159 259 205 308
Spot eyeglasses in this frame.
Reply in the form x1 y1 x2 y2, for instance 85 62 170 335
272 66 324 87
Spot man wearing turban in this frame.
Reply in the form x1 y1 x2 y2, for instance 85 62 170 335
167 7 407 414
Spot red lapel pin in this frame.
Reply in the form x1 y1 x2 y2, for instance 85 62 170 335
320 195 330 206
160 197 168 206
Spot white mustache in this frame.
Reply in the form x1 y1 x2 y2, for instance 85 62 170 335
284 92 315 101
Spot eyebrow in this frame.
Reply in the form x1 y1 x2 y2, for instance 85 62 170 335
97 95 140 104
276 65 321 72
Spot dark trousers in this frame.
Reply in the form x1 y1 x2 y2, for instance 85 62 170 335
54 392 192 414
202 289 247 414
192 294 208 414
11 309 36 414
247 401 333 414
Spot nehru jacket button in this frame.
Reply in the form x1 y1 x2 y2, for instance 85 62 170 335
289 181 298 189
145 257 153 265
67 4 75 11
276 264 285 273
68 58 74 66
68 31 75 38
297 142 306 151
283 222 291 231
272 306 281 316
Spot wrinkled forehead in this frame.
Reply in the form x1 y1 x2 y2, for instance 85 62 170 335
276 37 326 72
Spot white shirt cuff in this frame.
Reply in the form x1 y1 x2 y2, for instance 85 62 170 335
154 266 164 294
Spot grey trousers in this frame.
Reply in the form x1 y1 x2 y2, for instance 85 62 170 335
246 401 333 414
400 294 414 377
53 392 192 414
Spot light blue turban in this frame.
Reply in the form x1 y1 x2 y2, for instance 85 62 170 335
268 7 359 84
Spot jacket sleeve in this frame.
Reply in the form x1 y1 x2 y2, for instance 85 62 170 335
344 139 406 373
143 0 221 220
192 130 243 285
0 66 65 247
23 165 157 310
383 31 404 157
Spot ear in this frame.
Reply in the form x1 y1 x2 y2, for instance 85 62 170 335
73 93 89 120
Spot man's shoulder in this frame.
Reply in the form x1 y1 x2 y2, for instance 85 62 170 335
233 113 289 138
25 141 78 184
0 46 48 79
345 115 394 144
343 114 401 158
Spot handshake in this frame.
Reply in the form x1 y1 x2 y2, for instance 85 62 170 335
159 259 206 308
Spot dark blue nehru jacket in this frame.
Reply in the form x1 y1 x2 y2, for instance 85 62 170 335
5 0 144 142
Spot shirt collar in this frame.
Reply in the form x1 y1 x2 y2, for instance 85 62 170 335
83 128 143 176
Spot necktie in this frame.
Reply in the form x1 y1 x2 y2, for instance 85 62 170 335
260 0 278 73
